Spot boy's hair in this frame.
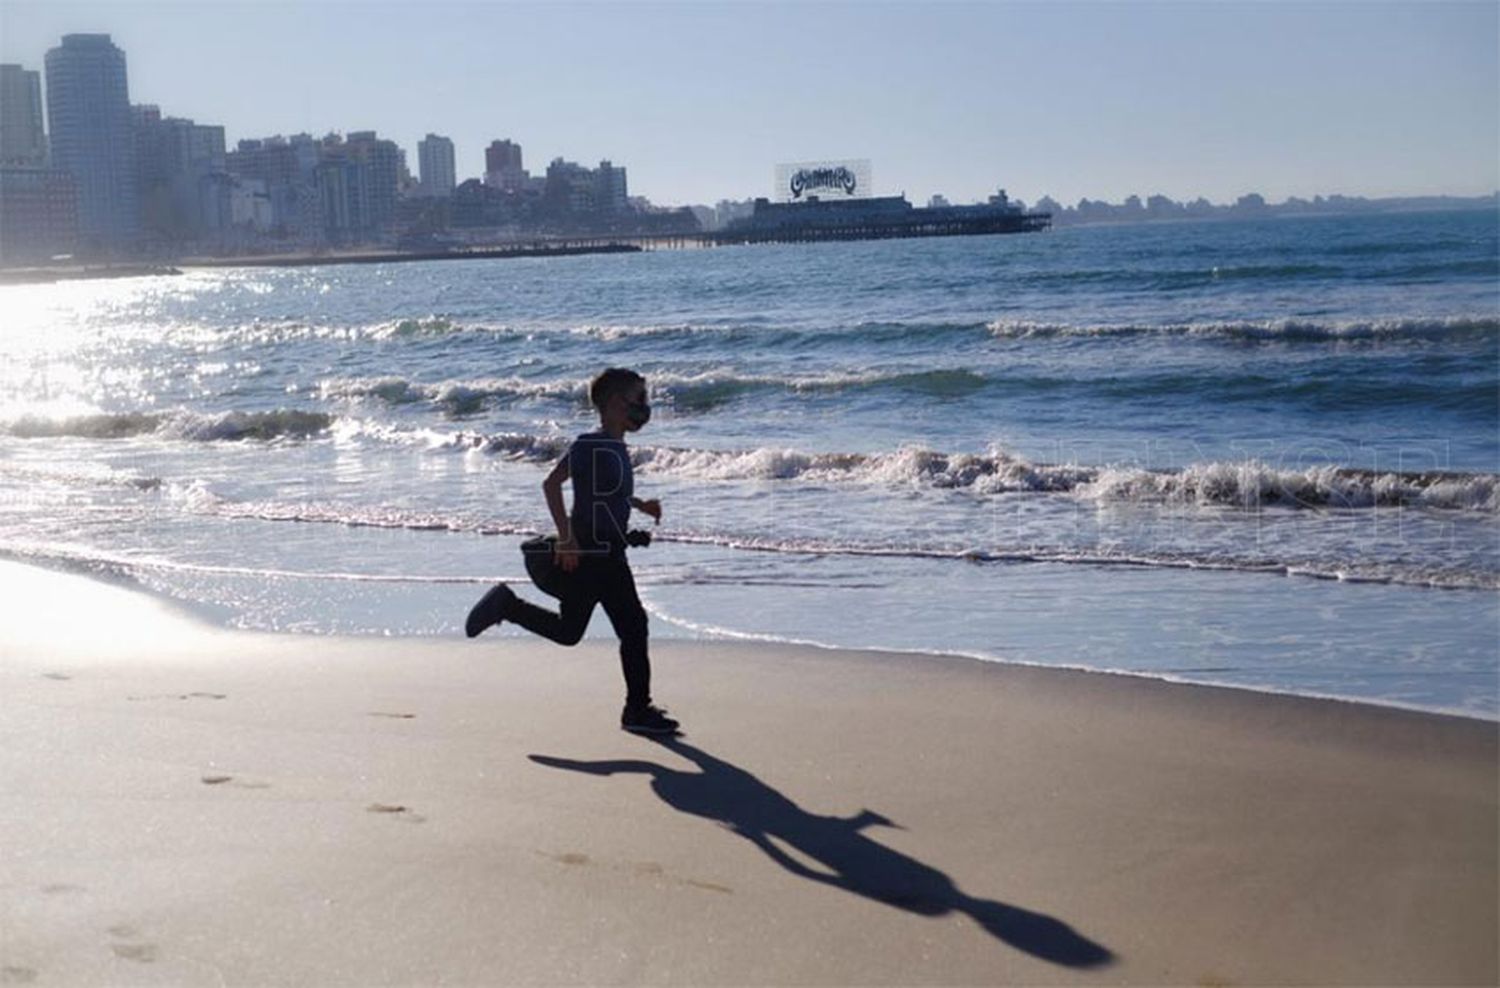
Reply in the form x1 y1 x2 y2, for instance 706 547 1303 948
589 367 645 410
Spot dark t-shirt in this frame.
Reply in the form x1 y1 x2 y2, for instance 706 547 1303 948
568 431 633 555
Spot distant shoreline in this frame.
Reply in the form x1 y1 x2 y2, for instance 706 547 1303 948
0 241 644 285
4 203 1492 285
0 263 182 286
183 240 642 269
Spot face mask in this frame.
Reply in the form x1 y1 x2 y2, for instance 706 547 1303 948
626 400 651 428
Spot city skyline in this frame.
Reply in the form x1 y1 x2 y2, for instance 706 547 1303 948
1 1 1495 208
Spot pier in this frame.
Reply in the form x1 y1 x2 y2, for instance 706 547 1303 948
702 211 1050 246
15 202 1053 280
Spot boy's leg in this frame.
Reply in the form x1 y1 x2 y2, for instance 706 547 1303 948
596 556 652 709
503 572 599 646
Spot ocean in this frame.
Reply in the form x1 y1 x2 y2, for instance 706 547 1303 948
2 209 1497 716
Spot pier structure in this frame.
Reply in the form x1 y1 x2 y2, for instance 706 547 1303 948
707 193 1050 246
66 190 1054 278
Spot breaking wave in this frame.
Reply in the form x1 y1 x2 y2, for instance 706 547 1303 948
632 444 1497 511
318 375 587 412
316 367 993 414
632 443 1087 491
1083 461 1499 511
1 408 334 442
156 313 1500 354
426 429 1499 512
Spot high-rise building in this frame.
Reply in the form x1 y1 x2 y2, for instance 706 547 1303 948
45 34 138 251
484 139 527 191
1 61 78 260
544 157 595 213
226 133 320 241
595 160 627 214
312 131 402 243
133 104 229 245
417 134 455 197
346 131 401 233
541 158 630 218
485 139 522 175
0 166 78 263
0 64 47 166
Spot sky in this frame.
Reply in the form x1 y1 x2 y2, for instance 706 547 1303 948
2 0 1496 207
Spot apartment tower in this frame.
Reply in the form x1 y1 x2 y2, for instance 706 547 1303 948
44 34 138 249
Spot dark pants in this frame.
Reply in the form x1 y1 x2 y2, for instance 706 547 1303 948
504 553 651 708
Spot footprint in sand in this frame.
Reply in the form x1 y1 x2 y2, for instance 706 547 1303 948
106 925 158 964
366 803 426 823
686 879 734 894
543 852 733 894
199 774 270 789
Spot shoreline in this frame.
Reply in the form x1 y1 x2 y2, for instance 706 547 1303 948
2 558 1495 984
6 551 1498 724
642 597 1500 725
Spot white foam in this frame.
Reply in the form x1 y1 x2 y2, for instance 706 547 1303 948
985 315 1499 341
1084 461 1499 511
630 442 1497 512
290 417 1500 515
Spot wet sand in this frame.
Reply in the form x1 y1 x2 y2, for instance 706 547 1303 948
0 561 1494 985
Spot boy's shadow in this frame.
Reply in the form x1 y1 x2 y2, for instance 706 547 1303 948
529 737 1114 968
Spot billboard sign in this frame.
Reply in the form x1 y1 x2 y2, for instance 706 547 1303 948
775 160 871 202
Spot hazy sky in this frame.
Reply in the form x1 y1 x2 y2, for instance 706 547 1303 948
3 1 1496 207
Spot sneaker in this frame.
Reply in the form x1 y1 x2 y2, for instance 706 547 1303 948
465 583 515 638
621 703 680 735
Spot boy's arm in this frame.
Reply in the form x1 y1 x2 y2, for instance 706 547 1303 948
542 457 572 542
629 496 662 523
542 455 580 572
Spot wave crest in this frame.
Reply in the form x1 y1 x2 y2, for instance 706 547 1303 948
318 375 587 412
2 408 333 442
1084 462 1497 511
985 315 1499 341
318 367 992 415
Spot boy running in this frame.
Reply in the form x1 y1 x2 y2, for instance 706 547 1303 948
465 367 677 735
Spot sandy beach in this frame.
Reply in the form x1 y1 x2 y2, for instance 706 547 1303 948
0 559 1494 986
